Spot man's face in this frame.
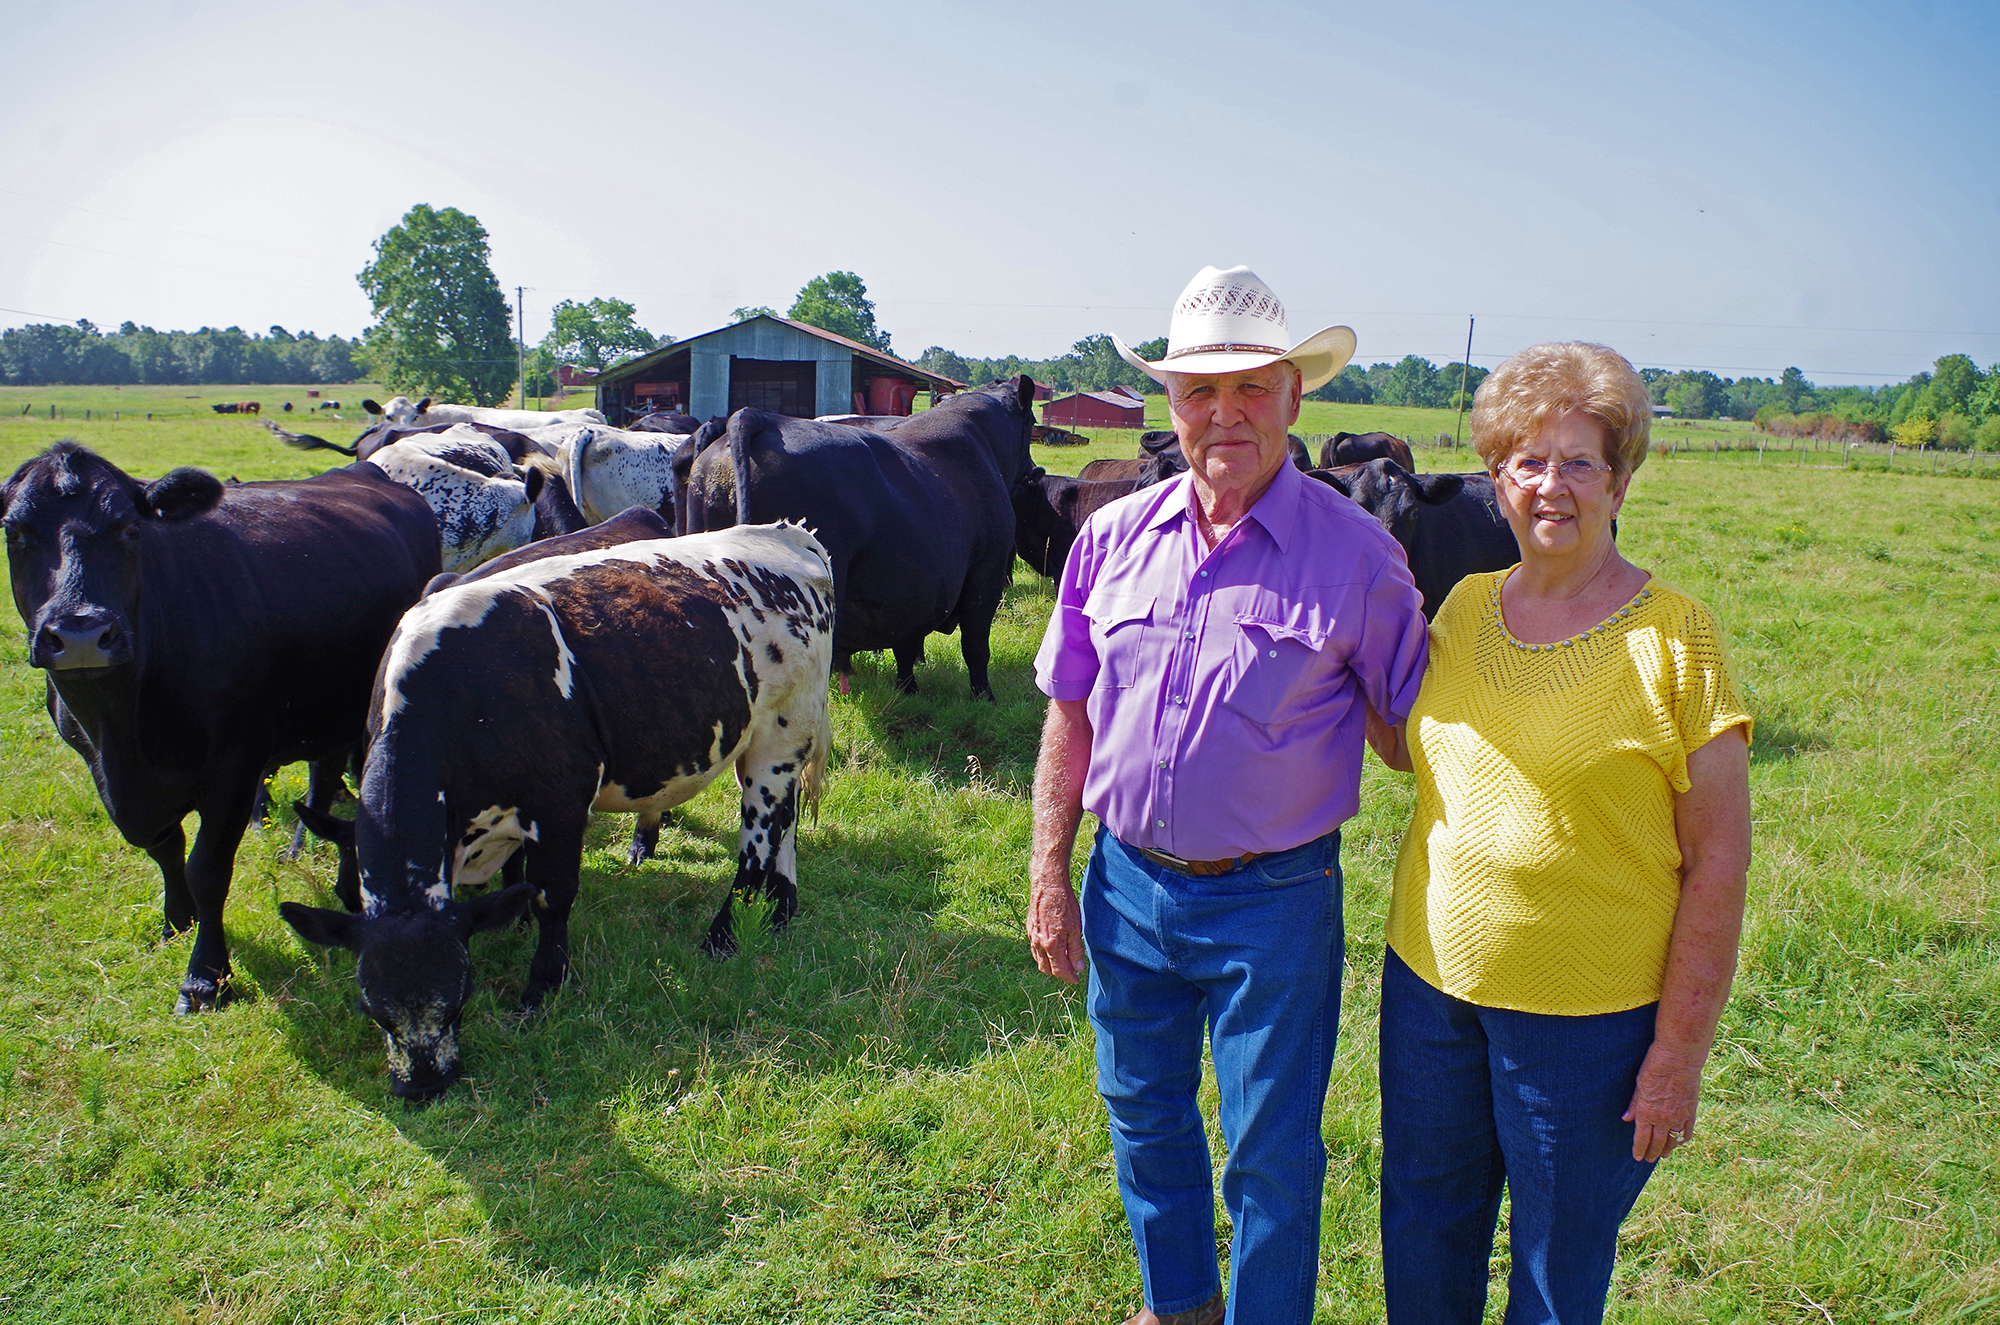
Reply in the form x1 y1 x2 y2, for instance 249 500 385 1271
1165 362 1303 498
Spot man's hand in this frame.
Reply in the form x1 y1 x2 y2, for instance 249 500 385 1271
1028 875 1086 984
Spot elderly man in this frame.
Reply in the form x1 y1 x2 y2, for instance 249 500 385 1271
1027 265 1429 1325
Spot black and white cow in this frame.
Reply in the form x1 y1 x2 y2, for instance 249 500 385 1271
279 508 836 1100
363 428 586 572
0 443 440 1012
683 377 1036 698
563 425 695 527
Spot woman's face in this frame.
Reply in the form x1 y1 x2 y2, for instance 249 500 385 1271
1493 412 1631 563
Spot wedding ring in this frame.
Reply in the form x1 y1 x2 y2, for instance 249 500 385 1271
1668 1129 1686 1142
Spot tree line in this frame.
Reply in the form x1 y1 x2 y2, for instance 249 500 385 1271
1649 356 2000 451
0 320 362 386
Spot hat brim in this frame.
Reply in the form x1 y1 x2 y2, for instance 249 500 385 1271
1113 325 1356 394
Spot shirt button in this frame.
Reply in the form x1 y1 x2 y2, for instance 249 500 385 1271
1185 631 1194 639
1156 819 1165 828
1158 759 1167 768
1199 570 1209 578
1269 649 1277 657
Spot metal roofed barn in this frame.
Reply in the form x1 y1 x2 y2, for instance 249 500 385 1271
1042 388 1147 430
592 315 964 424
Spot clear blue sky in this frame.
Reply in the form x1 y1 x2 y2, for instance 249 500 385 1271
2 0 1995 385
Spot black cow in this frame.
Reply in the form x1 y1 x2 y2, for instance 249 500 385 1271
1011 468 1141 578
265 418 548 465
630 410 703 434
280 509 836 1100
684 376 1036 698
1 443 440 1012
1309 460 1519 616
1317 431 1415 471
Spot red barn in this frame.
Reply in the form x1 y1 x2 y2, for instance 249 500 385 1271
1044 389 1147 430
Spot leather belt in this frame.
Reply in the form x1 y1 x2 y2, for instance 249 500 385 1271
1133 845 1269 877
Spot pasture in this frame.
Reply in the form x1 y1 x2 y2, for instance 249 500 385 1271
0 391 1995 1323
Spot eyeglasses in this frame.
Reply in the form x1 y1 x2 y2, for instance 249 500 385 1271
1501 457 1613 488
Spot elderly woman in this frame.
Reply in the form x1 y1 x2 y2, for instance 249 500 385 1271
1364 342 1752 1324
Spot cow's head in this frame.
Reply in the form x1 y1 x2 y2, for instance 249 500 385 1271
280 881 533 1101
1336 459 1465 547
1 443 224 674
353 397 433 457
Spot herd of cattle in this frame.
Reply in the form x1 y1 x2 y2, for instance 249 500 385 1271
0 383 1516 1099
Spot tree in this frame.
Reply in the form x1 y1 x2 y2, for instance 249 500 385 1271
732 306 778 323
1310 364 1373 404
1377 355 1445 408
788 271 890 352
1665 370 1726 420
1924 353 1983 418
917 346 970 383
1891 416 1936 449
540 297 662 371
357 204 515 406
1780 366 1808 411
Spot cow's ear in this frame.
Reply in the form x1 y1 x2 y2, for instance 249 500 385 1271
143 468 226 521
459 882 536 938
520 465 545 503
1409 472 1465 505
280 900 368 952
363 399 383 416
1014 375 1036 413
292 799 355 848
420 571 461 600
416 397 433 414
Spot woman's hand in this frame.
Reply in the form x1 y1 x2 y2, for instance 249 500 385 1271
1365 700 1412 772
1623 1041 1704 1161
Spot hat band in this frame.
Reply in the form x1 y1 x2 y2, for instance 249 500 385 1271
1162 342 1287 361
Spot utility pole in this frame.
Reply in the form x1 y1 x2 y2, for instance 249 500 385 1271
516 285 526 409
1453 316 1475 449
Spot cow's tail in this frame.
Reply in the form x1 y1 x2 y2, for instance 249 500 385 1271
730 415 755 527
265 419 356 456
565 428 595 521
799 659 834 825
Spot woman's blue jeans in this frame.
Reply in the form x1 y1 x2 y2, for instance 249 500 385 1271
1081 827 1344 1325
1378 946 1659 1325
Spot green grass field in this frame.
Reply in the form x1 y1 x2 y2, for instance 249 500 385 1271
0 389 1995 1323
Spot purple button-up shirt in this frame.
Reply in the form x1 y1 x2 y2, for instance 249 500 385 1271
1034 461 1428 861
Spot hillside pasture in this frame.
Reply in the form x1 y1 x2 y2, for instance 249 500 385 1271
0 392 1995 1322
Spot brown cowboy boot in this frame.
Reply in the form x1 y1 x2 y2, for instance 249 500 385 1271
1121 1289 1225 1325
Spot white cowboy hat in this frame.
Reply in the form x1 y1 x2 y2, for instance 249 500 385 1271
1113 265 1356 393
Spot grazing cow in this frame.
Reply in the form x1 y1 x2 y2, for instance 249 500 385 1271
1011 467 1141 578
318 401 342 411
1317 430 1415 471
266 418 565 465
363 429 585 572
631 410 703 434
279 510 836 1100
683 376 1036 698
211 403 239 415
1 443 439 1012
1308 459 1518 616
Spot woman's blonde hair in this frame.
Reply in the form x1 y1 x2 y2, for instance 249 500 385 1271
1470 342 1653 478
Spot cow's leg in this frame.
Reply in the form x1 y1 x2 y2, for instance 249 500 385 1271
704 734 810 957
891 635 925 695
519 825 585 1010
285 754 348 861
174 776 260 1014
250 775 274 831
961 611 997 702
628 810 664 866
146 823 194 937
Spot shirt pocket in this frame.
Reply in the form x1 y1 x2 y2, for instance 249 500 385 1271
1223 613 1332 725
1083 591 1155 689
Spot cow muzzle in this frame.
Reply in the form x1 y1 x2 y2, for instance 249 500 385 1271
33 608 131 671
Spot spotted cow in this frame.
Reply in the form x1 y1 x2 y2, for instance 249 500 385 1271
362 426 586 572
279 508 836 1100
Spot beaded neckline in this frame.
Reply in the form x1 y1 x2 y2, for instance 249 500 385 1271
1488 572 1656 652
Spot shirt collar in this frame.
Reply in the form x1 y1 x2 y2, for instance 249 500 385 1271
1143 457 1305 554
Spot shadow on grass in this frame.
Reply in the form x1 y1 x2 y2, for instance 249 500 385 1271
1748 715 1831 766
237 774 1068 1288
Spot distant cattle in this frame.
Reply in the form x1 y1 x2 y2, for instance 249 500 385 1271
210 401 261 415
1317 431 1415 471
363 427 587 572
317 401 341 411
1011 467 1141 578
0 443 439 1013
266 417 563 466
280 510 835 1100
683 377 1037 698
631 410 703 434
1309 459 1518 616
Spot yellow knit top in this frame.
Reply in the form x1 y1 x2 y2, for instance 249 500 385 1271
1386 568 1752 1016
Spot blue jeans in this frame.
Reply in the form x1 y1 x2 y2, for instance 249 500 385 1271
1082 827 1343 1325
1378 946 1659 1325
